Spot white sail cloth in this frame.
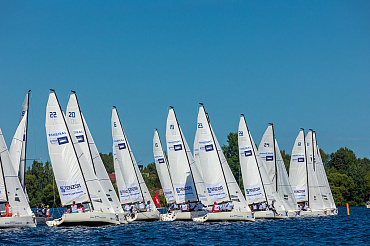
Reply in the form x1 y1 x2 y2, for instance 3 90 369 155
111 107 155 207
113 149 132 204
66 93 123 214
0 129 33 217
9 111 28 175
258 125 297 211
196 106 249 211
166 108 208 205
153 130 175 204
238 116 286 213
46 92 113 213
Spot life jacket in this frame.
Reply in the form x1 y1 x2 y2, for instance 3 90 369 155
212 204 220 212
46 208 50 217
6 204 12 217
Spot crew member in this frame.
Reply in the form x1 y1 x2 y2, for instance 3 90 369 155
5 204 12 217
139 202 145 211
145 201 152 212
187 200 194 211
227 201 234 211
303 203 308 211
71 201 78 213
124 203 130 212
252 203 258 211
212 202 220 212
181 202 188 212
46 205 51 217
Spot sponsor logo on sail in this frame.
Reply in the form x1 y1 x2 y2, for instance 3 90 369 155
298 157 304 162
157 158 165 163
205 144 214 152
174 144 182 151
244 150 252 157
76 135 84 142
57 136 69 145
118 143 126 150
266 155 273 161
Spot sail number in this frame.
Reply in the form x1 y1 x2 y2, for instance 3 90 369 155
69 112 75 118
49 112 57 118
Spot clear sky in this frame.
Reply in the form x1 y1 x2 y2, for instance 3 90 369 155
1 1 369 168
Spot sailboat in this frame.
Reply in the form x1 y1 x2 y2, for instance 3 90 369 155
65 92 126 223
0 128 36 228
238 115 287 219
161 107 211 221
111 107 159 221
289 129 326 217
258 124 300 217
45 90 120 226
192 105 254 222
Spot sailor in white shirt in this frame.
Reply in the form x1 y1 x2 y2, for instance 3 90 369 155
181 202 188 211
124 203 130 212
71 201 78 213
139 202 145 211
227 201 234 211
252 203 258 211
145 201 152 212
261 202 267 210
303 203 308 211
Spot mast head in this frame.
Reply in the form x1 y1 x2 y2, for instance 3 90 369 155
309 128 313 132
199 103 203 106
28 90 31 93
112 106 116 109
49 89 55 93
269 123 273 126
71 90 76 94
169 106 174 109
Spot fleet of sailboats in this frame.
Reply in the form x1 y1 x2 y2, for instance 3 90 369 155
0 90 338 228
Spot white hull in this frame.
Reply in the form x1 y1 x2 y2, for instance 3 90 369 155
125 212 138 222
254 210 288 219
286 210 301 218
300 209 327 217
325 208 338 216
118 213 128 224
160 211 203 221
0 215 36 228
46 212 120 227
366 204 370 209
135 210 160 221
192 211 255 222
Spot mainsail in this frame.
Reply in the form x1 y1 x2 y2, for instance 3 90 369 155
111 107 155 206
153 129 175 204
166 107 208 204
46 91 113 213
238 115 286 212
196 106 249 210
0 129 33 217
65 92 123 215
258 125 297 211
9 90 30 192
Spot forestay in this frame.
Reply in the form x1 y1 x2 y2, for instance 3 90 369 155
0 129 33 217
305 131 325 210
66 93 123 215
196 106 249 210
166 108 208 204
111 107 155 206
314 133 336 210
258 125 297 211
153 130 175 204
238 115 286 212
46 92 113 213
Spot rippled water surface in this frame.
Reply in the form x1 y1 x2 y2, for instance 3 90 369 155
0 207 368 245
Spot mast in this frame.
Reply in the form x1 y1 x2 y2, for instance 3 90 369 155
71 91 97 174
156 129 175 199
309 129 315 172
113 106 145 202
242 114 269 203
269 123 278 193
50 89 94 210
201 104 231 201
0 156 8 202
170 106 200 201
20 90 31 191
301 128 309 207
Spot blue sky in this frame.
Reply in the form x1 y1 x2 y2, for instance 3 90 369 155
1 1 369 168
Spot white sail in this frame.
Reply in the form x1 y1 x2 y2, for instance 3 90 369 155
193 128 203 178
166 107 208 204
9 91 30 191
111 107 155 207
305 131 325 210
66 93 123 215
258 125 297 211
9 111 28 175
314 133 336 209
153 130 175 204
46 91 113 213
198 108 249 210
0 129 33 217
113 149 132 204
238 115 286 212
289 130 308 203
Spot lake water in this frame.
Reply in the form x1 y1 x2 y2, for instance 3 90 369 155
0 207 368 245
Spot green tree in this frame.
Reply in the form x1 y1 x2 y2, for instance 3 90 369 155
100 152 114 173
327 172 355 206
222 132 242 186
280 149 291 171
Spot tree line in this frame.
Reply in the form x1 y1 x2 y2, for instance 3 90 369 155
24 132 370 207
